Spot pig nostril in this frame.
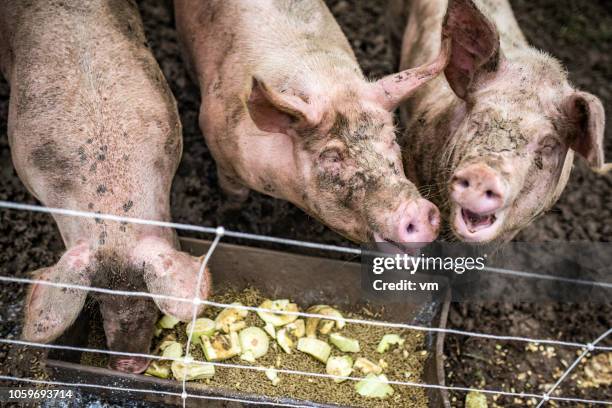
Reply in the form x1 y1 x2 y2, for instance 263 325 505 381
485 190 498 199
406 223 415 234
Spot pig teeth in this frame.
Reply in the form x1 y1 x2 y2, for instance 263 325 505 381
462 209 496 232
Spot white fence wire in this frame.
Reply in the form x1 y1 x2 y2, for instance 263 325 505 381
0 199 611 407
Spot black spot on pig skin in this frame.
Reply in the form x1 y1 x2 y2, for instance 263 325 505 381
96 184 107 194
122 200 133 212
29 140 75 193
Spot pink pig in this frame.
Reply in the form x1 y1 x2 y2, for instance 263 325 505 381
0 0 209 372
174 0 452 247
392 0 608 243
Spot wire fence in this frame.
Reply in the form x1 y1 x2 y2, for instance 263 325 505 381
0 200 611 407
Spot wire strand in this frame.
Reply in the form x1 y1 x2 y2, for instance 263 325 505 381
1 274 611 352
1 200 611 290
2 274 611 352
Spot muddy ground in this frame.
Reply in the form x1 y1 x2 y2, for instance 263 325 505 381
0 0 610 407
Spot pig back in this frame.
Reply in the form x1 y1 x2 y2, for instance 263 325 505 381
0 0 181 248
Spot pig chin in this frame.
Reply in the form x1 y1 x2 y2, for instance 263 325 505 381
450 205 505 243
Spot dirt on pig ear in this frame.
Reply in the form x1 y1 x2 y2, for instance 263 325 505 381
442 0 502 99
247 77 323 135
561 91 608 172
370 37 451 111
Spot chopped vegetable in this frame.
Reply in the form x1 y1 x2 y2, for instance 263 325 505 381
305 305 345 338
239 327 269 360
329 333 360 353
215 302 248 333
286 319 305 338
145 362 170 379
297 337 331 363
201 331 242 361
186 318 215 345
171 361 215 381
353 357 382 375
229 321 247 332
161 342 183 359
263 323 276 339
319 320 335 335
257 299 299 327
376 334 404 353
158 336 178 352
240 350 256 363
153 327 163 337
157 314 180 329
355 374 394 399
276 328 294 354
326 355 353 383
465 391 488 408
265 367 281 386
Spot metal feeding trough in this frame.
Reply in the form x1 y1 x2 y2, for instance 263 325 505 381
46 237 451 407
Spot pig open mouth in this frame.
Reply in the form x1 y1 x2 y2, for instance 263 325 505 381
461 209 497 232
452 207 503 242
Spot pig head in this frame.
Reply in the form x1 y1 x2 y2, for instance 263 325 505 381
397 0 608 243
24 238 209 373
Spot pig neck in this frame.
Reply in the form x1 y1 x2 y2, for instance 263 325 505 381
399 0 530 188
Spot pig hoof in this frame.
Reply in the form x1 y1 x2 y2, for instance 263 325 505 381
108 357 150 374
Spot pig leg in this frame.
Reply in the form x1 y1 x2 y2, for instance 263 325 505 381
217 165 250 203
23 243 93 343
131 237 211 322
98 294 157 373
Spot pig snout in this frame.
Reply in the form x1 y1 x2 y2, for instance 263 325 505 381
450 164 508 241
375 198 440 246
99 293 158 374
451 164 507 214
108 357 151 374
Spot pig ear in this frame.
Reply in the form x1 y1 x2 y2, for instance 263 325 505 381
562 91 608 171
442 0 501 99
371 37 451 111
247 77 322 134
22 244 93 343
132 237 211 321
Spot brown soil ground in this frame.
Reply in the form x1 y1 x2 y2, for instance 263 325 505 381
0 0 610 407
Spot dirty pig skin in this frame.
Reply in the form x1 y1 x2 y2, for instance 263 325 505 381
391 0 608 243
174 0 452 247
0 0 210 373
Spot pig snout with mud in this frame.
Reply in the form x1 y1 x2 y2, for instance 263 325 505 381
174 0 452 247
393 0 607 243
0 0 210 372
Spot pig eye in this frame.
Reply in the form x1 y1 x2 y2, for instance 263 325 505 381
539 137 560 156
320 149 343 163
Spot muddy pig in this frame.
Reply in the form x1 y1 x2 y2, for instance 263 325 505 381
0 0 210 372
391 0 607 243
174 0 452 247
